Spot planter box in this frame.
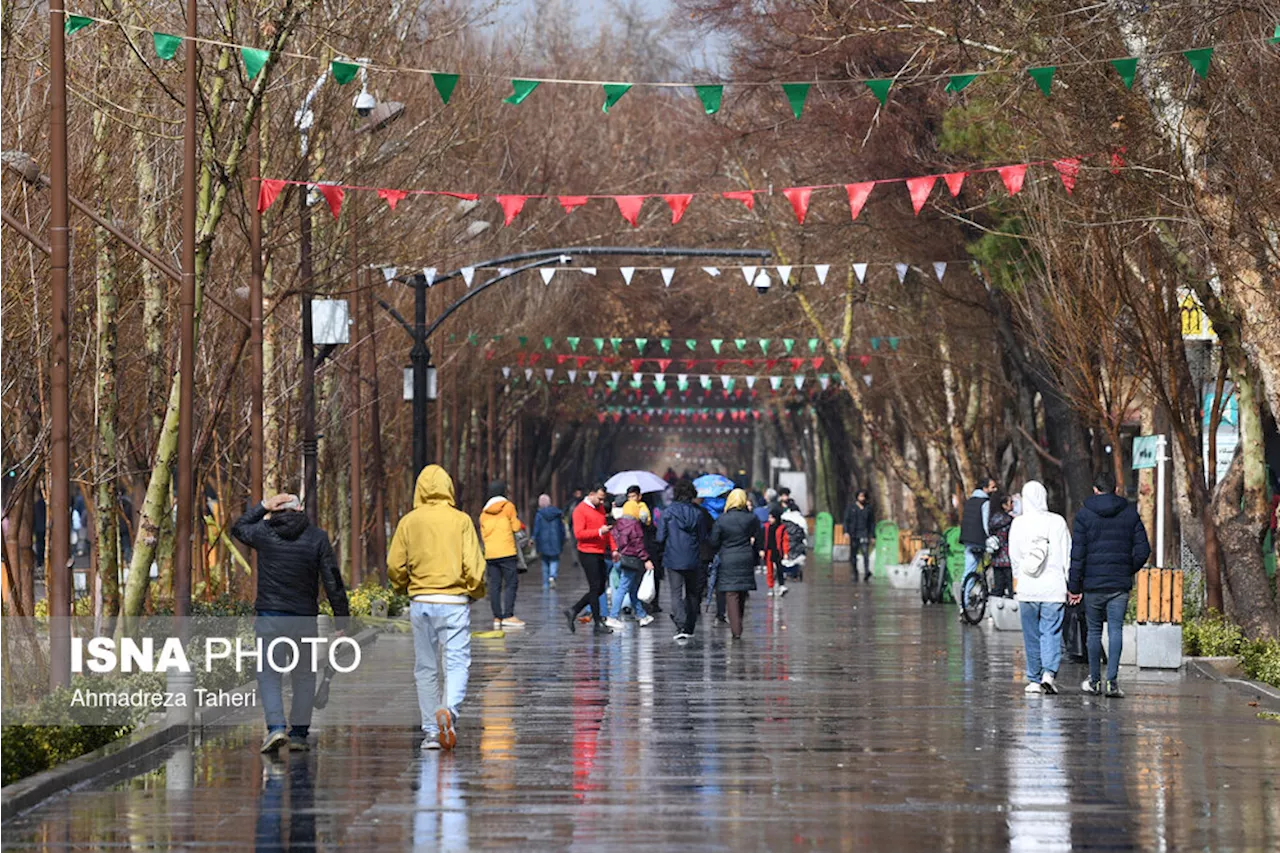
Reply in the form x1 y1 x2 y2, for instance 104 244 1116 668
989 597 1021 631
831 544 851 563
1135 623 1182 669
886 563 920 590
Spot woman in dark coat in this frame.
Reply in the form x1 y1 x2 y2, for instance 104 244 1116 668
988 492 1015 597
708 489 763 639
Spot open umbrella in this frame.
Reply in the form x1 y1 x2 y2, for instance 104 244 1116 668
605 470 668 495
692 473 735 498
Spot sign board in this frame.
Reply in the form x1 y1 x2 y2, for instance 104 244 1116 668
1132 435 1161 470
1179 291 1216 341
1202 381 1239 483
769 457 792 470
311 299 349 345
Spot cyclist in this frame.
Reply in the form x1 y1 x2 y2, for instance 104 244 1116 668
958 476 997 618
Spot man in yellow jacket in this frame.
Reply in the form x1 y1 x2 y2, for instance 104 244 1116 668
388 465 485 751
478 479 526 631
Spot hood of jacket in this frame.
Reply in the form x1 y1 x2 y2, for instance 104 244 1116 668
781 509 806 528
414 465 457 508
1083 491 1129 518
1021 480 1048 514
266 510 310 541
483 496 512 514
536 505 563 522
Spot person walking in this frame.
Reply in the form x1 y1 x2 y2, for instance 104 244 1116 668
607 501 655 630
958 479 995 616
988 492 1015 598
1008 481 1072 695
232 493 349 754
708 489 763 640
657 479 709 641
843 489 876 581
1069 470 1151 698
762 504 789 598
387 465 486 751
532 494 566 589
566 484 616 635
479 480 525 631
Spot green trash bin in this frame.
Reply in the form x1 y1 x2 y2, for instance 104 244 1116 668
814 512 834 557
873 520 899 577
944 527 965 602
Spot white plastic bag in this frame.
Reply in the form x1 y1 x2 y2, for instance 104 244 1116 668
637 570 656 604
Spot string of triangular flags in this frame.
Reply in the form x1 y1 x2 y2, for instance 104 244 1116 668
456 334 904 354
386 262 959 290
495 366 852 393
64 13 1279 117
256 154 1112 223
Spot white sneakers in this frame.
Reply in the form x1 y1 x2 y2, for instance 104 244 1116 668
492 619 502 632
1040 673 1058 695
638 615 655 627
777 585 789 597
604 617 625 631
501 617 526 630
673 632 691 641
1025 682 1043 694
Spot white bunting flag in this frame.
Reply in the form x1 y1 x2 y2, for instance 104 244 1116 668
545 368 555 381
863 374 873 386
588 370 598 384
381 266 398 282
501 367 511 379
655 373 665 383
461 266 475 287
700 374 712 389
794 376 805 389
769 376 782 391
581 267 597 276
540 267 556 285
814 264 830 285
745 375 758 389
853 262 868 283
524 368 533 381
567 370 578 383
632 373 644 385
720 375 732 389
702 266 721 277
498 267 513 277
776 265 792 284
895 263 909 283
677 373 688 386
621 267 635 285
934 261 948 281
661 268 675 287
819 375 831 390
741 266 758 284
423 267 437 286
611 372 622 384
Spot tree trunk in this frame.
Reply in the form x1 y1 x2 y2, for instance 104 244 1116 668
93 105 120 626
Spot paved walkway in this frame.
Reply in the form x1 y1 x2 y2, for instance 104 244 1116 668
5 561 1278 850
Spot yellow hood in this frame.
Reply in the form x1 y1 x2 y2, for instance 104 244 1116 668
415 465 456 508
386 465 486 600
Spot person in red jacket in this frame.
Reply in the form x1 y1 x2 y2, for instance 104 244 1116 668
763 504 790 597
566 483 616 635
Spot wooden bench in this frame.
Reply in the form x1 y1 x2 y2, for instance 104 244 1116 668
1135 568 1183 624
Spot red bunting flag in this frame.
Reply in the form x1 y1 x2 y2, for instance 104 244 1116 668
859 355 872 368
998 164 1027 195
722 190 756 211
906 175 936 214
789 357 804 372
615 195 645 227
496 194 528 226
317 184 344 218
716 411 726 422
555 354 570 365
664 194 693 224
630 358 644 372
516 353 526 366
257 178 286 213
576 356 589 369
485 348 495 360
782 187 813 224
714 360 726 372
441 192 480 201
598 413 607 423
377 188 408 211
766 359 778 370
559 195 588 213
684 360 697 371
1110 147 1125 175
1053 158 1081 194
657 359 672 372
811 357 823 369
743 359 755 368
942 172 966 197
845 182 874 220
528 353 541 365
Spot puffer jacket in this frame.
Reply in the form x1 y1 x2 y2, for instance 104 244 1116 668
232 503 349 626
479 496 523 560
612 516 649 561
657 500 708 571
387 466 486 600
1069 491 1152 594
1008 481 1071 603
989 509 1014 568
709 507 762 591
532 505 565 557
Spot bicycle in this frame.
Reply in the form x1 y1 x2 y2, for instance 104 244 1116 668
918 532 950 605
959 550 992 625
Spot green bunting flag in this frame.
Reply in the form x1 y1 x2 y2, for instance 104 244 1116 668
1110 57 1138 90
783 339 795 354
543 336 554 350
654 378 667 393
864 78 893 105
567 336 580 351
331 60 360 85
241 47 271 81
610 337 623 353
468 333 479 346
1183 47 1213 79
1270 25 1280 45
870 337 881 351
635 337 648 351
685 339 698 352
834 338 843 351
695 85 723 115
734 339 747 352
492 335 503 344
661 339 672 354
504 79 540 105
1028 66 1056 96
945 73 977 93
807 338 819 353
602 84 631 112
65 15 95 35
518 336 528 349
432 73 459 105
152 32 182 61
889 337 901 350
759 339 770 354
593 338 605 353
711 339 724 354
678 377 690 391
781 83 810 119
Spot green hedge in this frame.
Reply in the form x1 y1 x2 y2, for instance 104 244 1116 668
1183 611 1280 688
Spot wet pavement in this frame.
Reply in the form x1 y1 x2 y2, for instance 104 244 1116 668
4 560 1278 851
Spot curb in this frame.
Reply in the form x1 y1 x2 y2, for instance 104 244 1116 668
1185 656 1280 710
1 626 379 821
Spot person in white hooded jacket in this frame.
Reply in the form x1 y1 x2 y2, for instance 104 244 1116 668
1007 481 1072 695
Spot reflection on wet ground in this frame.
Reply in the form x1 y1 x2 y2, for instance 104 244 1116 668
4 560 1278 850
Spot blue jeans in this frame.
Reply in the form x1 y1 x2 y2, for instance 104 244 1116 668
540 555 559 583
1019 601 1065 682
254 612 319 736
960 546 983 610
410 602 471 735
609 568 648 620
1085 591 1129 684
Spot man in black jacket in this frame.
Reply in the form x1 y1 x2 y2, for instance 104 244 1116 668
1068 471 1151 698
233 493 350 753
843 489 876 581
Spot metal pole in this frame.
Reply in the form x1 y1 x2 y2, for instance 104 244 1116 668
411 278 430 478
300 175 318 524
487 379 496 483
47 0 72 688
249 117 264 594
1155 434 1166 569
174 0 198 620
348 199 363 586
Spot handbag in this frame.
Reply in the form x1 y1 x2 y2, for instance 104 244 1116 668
637 569 656 604
514 529 531 573
619 554 646 571
1063 602 1088 662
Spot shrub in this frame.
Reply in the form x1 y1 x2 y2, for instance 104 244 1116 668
322 579 407 618
1240 638 1280 688
1182 611 1246 657
1 723 134 786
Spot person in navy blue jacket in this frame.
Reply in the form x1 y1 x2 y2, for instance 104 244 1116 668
532 494 566 588
657 479 710 641
1068 470 1152 698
